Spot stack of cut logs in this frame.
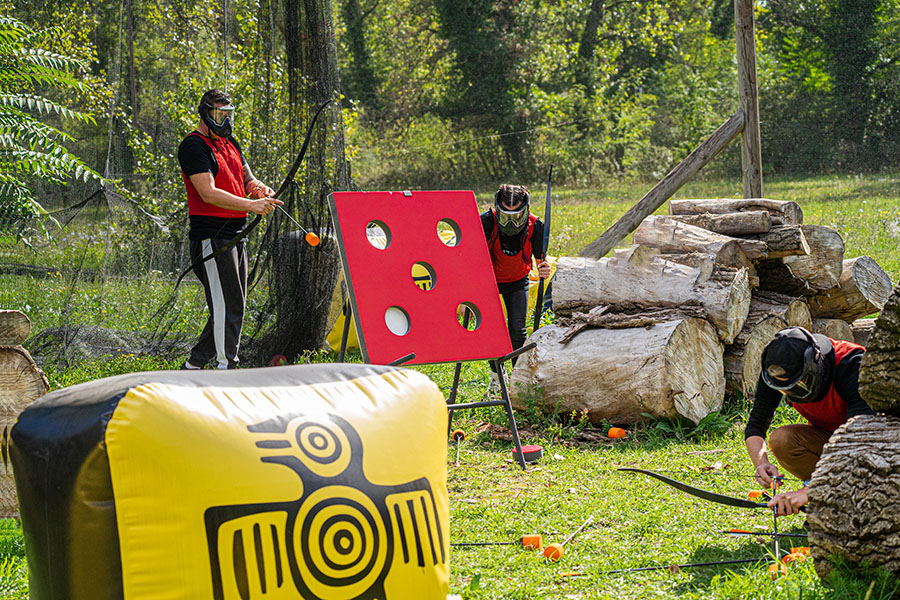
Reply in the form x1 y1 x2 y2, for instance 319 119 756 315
0 310 49 517
510 199 893 426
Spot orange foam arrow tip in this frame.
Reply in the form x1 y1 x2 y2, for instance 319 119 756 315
451 429 466 442
543 543 564 561
747 490 765 501
521 534 543 550
607 427 627 439
305 232 320 246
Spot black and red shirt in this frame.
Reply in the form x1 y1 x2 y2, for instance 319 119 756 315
744 337 874 438
480 210 545 285
178 132 248 240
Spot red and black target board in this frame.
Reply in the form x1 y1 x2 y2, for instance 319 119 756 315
329 190 512 365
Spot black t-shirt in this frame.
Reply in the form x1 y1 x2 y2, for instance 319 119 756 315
178 133 249 240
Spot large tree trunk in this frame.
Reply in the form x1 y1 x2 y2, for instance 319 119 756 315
858 283 900 416
553 247 750 344
725 315 788 398
781 225 845 291
808 414 900 578
811 318 854 342
260 0 350 361
808 256 892 322
509 319 724 425
669 198 802 225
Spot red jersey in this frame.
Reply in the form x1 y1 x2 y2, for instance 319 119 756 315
488 213 537 283
792 338 866 433
181 133 247 218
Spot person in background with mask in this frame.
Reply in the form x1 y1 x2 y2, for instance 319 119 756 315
480 184 551 393
178 88 282 370
745 326 874 515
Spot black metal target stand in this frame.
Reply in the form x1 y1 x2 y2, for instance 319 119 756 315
338 303 532 471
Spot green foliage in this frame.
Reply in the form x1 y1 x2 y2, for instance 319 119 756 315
0 13 102 241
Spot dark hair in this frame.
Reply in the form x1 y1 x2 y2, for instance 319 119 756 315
495 184 529 208
199 89 231 108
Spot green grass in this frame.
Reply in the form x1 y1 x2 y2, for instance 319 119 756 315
5 172 900 598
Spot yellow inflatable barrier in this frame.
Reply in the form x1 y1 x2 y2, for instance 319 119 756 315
12 365 449 599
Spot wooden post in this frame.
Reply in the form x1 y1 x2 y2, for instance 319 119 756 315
579 111 744 259
735 0 762 198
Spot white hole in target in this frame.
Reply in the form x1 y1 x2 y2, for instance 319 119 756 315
385 306 411 336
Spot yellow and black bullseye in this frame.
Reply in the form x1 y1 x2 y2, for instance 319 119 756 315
294 486 389 600
294 420 351 478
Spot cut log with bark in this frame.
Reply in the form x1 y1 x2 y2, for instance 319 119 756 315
509 319 724 425
665 253 759 289
553 247 750 344
808 256 892 322
0 343 48 518
810 318 854 342
808 414 900 578
657 239 754 272
0 310 30 346
743 225 810 259
634 215 769 260
669 198 802 225
754 258 812 297
725 314 788 398
858 284 900 416
781 225 845 291
667 210 770 236
851 318 876 347
749 290 811 330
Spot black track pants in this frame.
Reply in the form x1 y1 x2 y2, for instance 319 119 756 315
188 239 247 369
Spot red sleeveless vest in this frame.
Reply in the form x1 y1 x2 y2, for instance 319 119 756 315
182 133 247 218
488 213 537 283
792 338 866 433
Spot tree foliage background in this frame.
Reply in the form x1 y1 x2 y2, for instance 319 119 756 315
10 0 900 202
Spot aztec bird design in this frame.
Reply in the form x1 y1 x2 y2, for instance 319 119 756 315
205 413 445 600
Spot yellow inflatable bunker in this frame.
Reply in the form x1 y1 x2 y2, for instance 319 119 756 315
11 364 449 600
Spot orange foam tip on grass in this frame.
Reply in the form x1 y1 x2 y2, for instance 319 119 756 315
559 572 583 578
543 543 564 561
790 546 810 555
768 563 789 578
451 429 466 442
305 232 321 246
747 490 765 501
607 427 627 439
521 534 543 550
782 552 808 564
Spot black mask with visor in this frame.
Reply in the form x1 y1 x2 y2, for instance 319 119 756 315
494 190 530 236
199 102 235 138
760 327 827 403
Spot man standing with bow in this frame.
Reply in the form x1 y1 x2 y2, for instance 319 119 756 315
745 326 875 515
178 89 281 370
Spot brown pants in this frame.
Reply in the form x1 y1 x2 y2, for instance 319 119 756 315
768 424 833 481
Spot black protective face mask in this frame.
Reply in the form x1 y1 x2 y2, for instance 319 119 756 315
199 102 235 138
